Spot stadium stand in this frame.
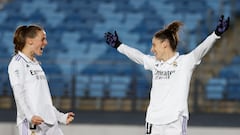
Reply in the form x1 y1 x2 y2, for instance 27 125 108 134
0 0 239 114
205 78 227 100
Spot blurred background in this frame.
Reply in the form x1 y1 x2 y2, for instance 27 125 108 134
0 0 240 134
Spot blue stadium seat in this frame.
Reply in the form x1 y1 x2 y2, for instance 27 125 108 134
0 0 235 102
136 78 150 99
75 83 88 97
41 9 65 28
231 56 240 64
91 75 110 84
108 83 129 98
187 1 207 13
75 75 90 97
0 11 8 23
236 0 240 15
42 64 62 75
107 75 131 98
88 83 105 98
205 78 227 100
21 2 38 18
0 82 3 95
3 82 12 96
111 75 131 84
219 66 240 79
48 77 68 97
28 11 45 24
97 2 116 15
123 13 143 31
3 1 22 13
0 73 12 96
205 0 220 13
226 79 240 100
2 31 15 54
129 0 146 9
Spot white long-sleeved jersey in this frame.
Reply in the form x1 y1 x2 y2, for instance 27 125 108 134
8 51 68 126
117 32 220 124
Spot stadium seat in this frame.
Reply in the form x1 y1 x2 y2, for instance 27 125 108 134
75 75 90 97
135 78 150 99
88 83 105 98
108 83 129 98
48 77 69 97
219 66 239 79
226 79 240 100
0 0 235 104
205 78 227 100
1 31 15 54
107 75 131 98
0 11 7 23
75 83 88 97
21 2 38 18
42 64 62 75
231 56 240 64
91 75 110 84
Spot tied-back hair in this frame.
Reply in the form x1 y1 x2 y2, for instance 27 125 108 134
154 21 183 51
13 24 43 55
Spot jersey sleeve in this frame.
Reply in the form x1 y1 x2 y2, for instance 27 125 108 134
117 44 155 70
53 106 68 124
117 44 145 64
189 32 220 66
8 60 34 122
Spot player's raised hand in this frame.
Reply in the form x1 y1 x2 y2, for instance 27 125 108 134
215 15 230 36
104 31 122 48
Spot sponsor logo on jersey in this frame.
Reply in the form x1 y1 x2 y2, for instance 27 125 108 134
154 70 175 80
30 70 46 80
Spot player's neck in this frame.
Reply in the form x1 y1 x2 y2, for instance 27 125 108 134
22 49 35 61
163 51 176 62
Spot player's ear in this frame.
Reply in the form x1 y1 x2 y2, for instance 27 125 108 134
26 38 33 45
161 39 169 48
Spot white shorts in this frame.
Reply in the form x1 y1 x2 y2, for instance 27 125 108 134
18 119 64 135
145 116 188 135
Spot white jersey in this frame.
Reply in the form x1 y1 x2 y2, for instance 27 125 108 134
117 32 220 125
8 52 67 126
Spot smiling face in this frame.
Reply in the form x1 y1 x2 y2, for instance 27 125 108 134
151 37 176 62
151 37 166 61
27 30 48 57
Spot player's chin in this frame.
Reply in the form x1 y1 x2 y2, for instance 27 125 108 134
36 51 43 56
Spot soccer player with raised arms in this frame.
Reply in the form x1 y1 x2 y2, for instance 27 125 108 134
104 15 229 135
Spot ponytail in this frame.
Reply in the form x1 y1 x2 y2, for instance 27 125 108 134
154 21 183 51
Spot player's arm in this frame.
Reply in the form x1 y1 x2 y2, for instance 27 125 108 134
104 31 145 65
191 15 230 63
8 62 36 123
52 106 75 125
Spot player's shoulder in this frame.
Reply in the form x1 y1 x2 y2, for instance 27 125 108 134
144 55 155 60
9 54 26 68
11 54 23 62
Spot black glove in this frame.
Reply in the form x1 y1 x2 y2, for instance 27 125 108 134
215 15 230 36
104 31 122 49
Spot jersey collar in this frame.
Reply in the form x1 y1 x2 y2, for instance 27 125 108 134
154 52 179 69
18 51 39 64
165 52 179 65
